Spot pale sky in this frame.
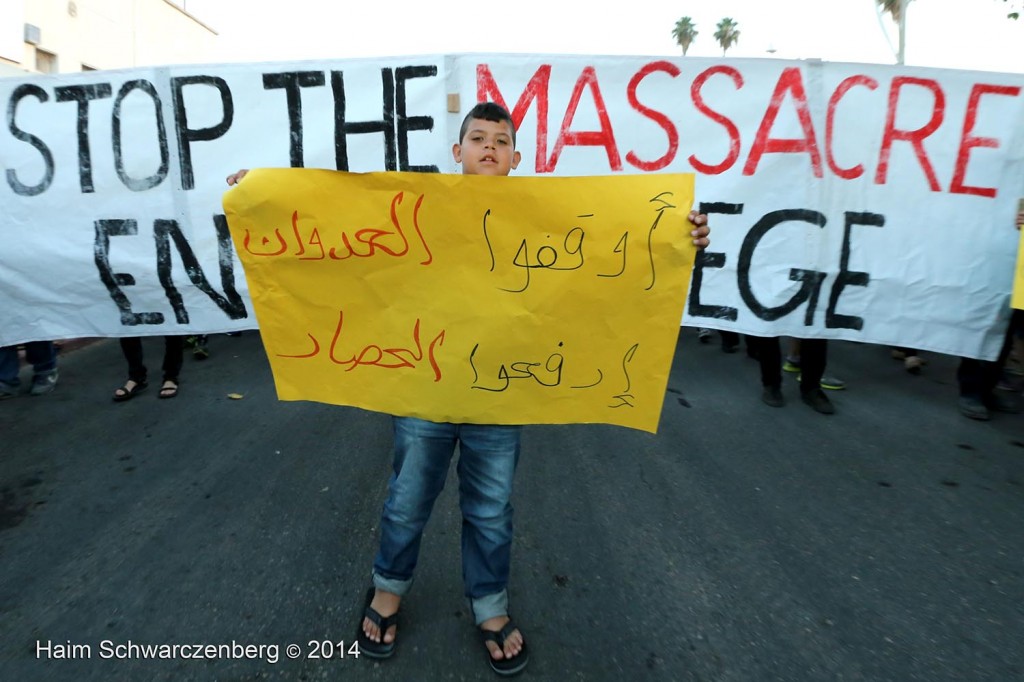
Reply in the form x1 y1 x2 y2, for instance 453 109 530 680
181 0 1022 74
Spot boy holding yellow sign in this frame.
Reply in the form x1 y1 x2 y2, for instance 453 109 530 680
227 102 711 676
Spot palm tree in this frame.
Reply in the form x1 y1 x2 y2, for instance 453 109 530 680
876 0 905 21
671 17 699 55
876 0 909 64
713 17 740 56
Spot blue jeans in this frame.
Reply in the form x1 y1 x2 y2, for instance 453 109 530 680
0 342 57 386
372 417 522 625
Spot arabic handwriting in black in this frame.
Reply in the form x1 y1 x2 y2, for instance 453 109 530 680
609 343 639 408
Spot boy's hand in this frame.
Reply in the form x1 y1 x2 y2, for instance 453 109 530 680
688 210 711 249
226 169 249 186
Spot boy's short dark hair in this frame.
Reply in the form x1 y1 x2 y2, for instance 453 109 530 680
459 102 517 147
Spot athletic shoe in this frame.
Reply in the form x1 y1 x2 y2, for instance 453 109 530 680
782 359 801 373
29 370 58 396
801 389 835 414
697 328 712 343
958 396 990 421
190 335 210 360
996 370 1022 392
819 375 846 390
761 386 785 407
797 373 846 390
988 393 1020 414
0 380 18 400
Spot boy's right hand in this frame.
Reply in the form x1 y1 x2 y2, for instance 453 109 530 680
226 169 249 186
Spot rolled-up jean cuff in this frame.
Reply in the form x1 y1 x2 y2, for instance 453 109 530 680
372 572 413 598
470 589 509 625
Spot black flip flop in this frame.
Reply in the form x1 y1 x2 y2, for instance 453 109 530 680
356 588 399 659
112 379 147 402
481 619 529 676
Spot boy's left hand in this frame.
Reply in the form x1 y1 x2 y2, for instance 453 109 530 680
688 210 711 249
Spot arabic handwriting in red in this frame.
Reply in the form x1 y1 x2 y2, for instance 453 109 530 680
276 311 445 381
242 192 433 265
328 310 445 381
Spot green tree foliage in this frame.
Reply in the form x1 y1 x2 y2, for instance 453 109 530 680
878 0 1020 21
878 0 1018 64
672 16 699 55
713 17 740 55
876 0 905 22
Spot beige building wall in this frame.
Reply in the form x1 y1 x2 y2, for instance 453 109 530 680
1 0 217 74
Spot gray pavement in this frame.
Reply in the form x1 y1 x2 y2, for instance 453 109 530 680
1 331 1022 681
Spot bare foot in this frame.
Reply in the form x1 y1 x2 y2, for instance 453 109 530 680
480 615 524 661
362 590 400 644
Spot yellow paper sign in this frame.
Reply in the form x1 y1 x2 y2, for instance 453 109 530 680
224 169 696 432
1015 200 1024 310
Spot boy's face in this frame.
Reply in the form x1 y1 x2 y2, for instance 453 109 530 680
452 118 521 176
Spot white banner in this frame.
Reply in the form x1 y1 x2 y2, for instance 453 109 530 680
2 55 1022 358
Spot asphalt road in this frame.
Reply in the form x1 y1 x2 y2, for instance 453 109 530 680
1 331 1022 682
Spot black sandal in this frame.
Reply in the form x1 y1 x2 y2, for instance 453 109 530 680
158 380 179 399
113 379 147 402
356 588 399 659
481 619 529 676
